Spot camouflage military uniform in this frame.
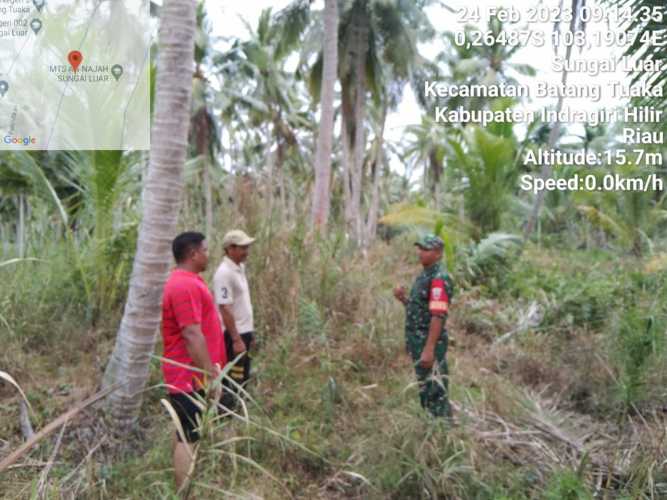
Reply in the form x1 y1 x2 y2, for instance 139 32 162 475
405 236 454 417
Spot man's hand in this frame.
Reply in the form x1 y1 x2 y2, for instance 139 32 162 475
183 324 221 400
232 338 247 356
420 348 435 370
393 285 408 304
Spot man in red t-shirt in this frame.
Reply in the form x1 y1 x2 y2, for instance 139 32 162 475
161 231 227 490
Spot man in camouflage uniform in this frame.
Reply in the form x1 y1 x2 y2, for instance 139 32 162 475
393 234 454 418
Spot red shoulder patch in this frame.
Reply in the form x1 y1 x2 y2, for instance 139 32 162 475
429 278 449 314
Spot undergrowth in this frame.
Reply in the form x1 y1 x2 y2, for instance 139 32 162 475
1 221 666 498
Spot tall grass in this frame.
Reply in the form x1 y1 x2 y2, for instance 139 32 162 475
2 206 667 498
612 311 665 412
0 240 88 346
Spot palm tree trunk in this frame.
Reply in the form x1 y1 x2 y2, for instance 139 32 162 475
203 157 213 237
430 149 444 210
364 148 382 248
194 108 214 238
310 0 338 233
523 2 579 240
1 223 6 257
522 86 568 240
341 115 353 228
265 132 275 223
277 142 287 223
364 106 387 248
350 11 368 243
288 176 297 225
102 0 197 429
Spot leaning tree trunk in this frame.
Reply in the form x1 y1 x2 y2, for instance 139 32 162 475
522 71 569 240
350 13 368 244
523 2 579 240
340 6 369 244
276 141 288 224
203 157 213 238
341 110 354 229
193 107 213 237
364 105 387 248
264 125 276 223
102 0 197 429
310 0 338 233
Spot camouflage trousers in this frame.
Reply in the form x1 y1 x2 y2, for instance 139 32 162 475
407 333 451 418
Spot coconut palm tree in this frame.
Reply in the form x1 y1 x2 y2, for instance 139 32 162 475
190 1 220 238
405 16 535 214
402 116 449 208
58 150 135 318
215 9 306 223
336 0 433 242
575 168 667 256
103 0 198 428
523 0 586 239
267 0 434 241
447 126 517 238
607 0 666 120
310 0 338 233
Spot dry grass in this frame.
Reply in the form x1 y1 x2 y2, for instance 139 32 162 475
1 224 666 498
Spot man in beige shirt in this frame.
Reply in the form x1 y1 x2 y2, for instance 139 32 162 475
213 229 256 410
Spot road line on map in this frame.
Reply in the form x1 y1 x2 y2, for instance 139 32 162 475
46 0 103 149
5 35 32 79
119 45 150 149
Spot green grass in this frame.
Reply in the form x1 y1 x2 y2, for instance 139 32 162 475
1 227 667 498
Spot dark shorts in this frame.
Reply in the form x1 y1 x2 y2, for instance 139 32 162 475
221 331 253 410
169 389 206 442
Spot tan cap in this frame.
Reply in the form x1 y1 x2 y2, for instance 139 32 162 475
222 229 255 248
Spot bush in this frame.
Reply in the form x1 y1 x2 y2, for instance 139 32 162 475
0 241 89 346
461 232 522 294
612 310 665 411
544 469 592 500
297 297 326 341
505 250 630 332
544 272 621 329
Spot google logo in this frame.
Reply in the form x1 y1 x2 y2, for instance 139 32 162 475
3 135 37 146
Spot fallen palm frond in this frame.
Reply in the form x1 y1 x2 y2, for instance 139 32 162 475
448 385 663 496
0 258 45 269
494 301 543 344
0 383 120 473
0 370 33 414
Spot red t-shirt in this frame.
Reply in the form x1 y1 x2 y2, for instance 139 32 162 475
161 269 226 394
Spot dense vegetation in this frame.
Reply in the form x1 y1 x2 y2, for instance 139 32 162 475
1 0 666 498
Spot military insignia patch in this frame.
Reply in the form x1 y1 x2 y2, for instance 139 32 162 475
429 278 449 314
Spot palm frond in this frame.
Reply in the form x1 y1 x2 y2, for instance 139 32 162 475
272 0 311 61
576 204 629 241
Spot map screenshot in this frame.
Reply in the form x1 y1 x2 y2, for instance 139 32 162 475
0 0 150 150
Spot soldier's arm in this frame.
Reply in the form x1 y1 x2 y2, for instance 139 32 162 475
422 277 449 360
424 316 443 356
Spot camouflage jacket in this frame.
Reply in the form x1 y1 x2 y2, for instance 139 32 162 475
405 262 454 340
